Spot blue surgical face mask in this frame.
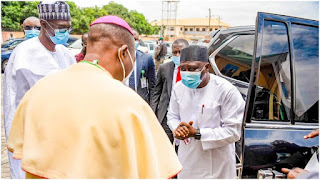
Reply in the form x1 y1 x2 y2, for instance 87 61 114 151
172 56 180 66
135 41 139 50
181 66 206 89
49 31 69 45
45 21 70 45
24 29 40 39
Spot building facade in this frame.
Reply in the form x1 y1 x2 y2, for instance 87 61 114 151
151 17 230 40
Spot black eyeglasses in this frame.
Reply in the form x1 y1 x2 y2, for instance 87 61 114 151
24 25 41 30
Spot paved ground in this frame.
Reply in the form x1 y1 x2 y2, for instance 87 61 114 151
1 74 11 179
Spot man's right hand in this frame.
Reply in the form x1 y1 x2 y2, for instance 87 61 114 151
304 129 319 139
173 125 189 140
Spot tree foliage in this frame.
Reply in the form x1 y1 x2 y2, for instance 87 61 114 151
1 1 159 35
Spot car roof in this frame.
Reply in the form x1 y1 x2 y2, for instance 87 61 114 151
220 25 255 35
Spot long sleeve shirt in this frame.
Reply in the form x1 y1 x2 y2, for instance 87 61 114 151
167 73 245 179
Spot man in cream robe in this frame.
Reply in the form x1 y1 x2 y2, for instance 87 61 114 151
3 1 75 178
167 45 245 179
7 15 182 179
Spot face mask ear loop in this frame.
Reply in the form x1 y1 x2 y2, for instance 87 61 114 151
118 48 126 81
126 49 134 66
200 65 208 81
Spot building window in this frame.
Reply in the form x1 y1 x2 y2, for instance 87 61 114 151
210 28 213 31
202 28 206 31
190 28 194 31
180 27 183 31
196 28 200 31
215 28 218 30
168 27 175 31
185 28 188 31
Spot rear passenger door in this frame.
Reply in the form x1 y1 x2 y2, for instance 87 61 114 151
241 12 319 178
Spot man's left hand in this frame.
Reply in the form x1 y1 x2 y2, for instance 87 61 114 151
281 168 308 179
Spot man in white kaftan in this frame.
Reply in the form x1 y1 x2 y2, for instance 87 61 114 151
3 1 75 178
167 45 245 179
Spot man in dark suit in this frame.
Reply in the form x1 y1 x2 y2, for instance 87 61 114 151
126 30 156 104
151 39 189 143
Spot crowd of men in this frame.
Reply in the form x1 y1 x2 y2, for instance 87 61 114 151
2 1 318 179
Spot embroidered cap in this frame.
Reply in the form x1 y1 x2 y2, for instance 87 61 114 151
90 15 134 36
37 1 71 20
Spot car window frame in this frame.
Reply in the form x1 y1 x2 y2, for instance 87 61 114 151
244 12 319 125
209 35 252 87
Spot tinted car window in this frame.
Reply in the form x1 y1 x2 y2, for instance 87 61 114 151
149 44 154 50
251 20 291 121
292 24 319 123
215 35 254 83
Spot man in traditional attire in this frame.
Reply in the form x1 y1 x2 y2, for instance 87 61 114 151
3 1 75 178
7 15 182 179
167 45 245 179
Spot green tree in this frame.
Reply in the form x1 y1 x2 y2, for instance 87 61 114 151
1 1 159 35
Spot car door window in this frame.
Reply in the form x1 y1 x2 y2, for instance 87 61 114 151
149 44 154 50
251 20 291 121
292 24 319 123
215 35 254 83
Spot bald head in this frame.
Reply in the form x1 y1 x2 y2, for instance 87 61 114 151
132 29 139 41
23 16 40 27
87 23 134 54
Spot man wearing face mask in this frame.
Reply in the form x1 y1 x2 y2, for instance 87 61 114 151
3 1 75 178
125 29 155 104
167 45 245 179
7 15 182 179
151 39 189 144
22 16 41 39
154 37 167 71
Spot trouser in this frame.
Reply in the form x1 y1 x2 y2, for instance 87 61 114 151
155 57 165 72
161 116 178 179
8 151 26 179
161 116 178 153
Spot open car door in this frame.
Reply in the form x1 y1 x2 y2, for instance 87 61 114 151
240 12 319 178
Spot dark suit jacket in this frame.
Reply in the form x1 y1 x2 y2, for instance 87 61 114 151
150 61 175 123
134 50 156 104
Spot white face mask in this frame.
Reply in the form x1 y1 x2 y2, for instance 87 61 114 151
118 48 135 83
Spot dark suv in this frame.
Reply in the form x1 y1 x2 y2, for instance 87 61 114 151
207 12 319 178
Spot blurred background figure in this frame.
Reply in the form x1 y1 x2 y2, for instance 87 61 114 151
75 32 88 62
154 37 167 71
22 16 41 39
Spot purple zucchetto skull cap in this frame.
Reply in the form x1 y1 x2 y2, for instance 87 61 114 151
90 15 134 36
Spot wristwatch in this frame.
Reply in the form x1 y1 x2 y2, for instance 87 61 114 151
194 129 201 140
